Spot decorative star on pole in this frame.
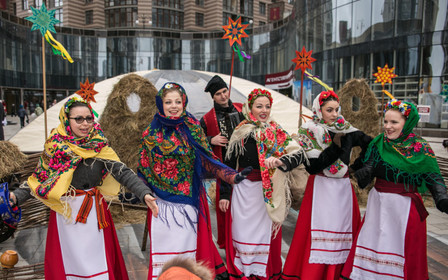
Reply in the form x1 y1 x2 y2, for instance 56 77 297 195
222 17 249 47
441 84 448 102
373 64 398 87
25 3 59 37
292 46 316 72
75 79 98 103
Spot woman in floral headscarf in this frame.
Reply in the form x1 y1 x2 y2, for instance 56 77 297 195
138 82 251 280
281 90 372 280
221 88 307 280
10 97 158 279
341 99 448 280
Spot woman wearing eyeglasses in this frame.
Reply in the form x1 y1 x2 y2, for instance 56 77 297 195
10 97 158 280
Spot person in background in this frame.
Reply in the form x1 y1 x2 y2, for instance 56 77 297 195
17 104 28 128
35 104 43 116
282 90 372 280
341 99 448 280
223 88 307 279
200 75 243 249
138 82 251 280
10 97 158 279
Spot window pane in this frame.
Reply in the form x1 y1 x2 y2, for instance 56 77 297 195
372 0 395 40
352 0 372 44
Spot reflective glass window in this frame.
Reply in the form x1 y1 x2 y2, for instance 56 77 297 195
397 0 423 36
396 47 419 76
424 0 448 32
354 53 370 78
372 0 395 40
335 4 352 46
352 0 372 44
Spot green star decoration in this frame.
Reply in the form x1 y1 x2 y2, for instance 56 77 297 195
25 3 59 37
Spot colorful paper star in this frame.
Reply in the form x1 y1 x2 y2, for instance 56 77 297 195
75 79 98 103
222 17 249 47
373 64 398 87
25 3 60 37
441 84 448 102
292 47 316 72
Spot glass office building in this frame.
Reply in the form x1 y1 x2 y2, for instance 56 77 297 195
1 0 447 127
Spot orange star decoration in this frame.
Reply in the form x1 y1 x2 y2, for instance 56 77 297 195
292 46 316 72
75 78 98 103
373 64 398 87
222 17 249 47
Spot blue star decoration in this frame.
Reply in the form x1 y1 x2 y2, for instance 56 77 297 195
25 3 59 37
441 84 448 102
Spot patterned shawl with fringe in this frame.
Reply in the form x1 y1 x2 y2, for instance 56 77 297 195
27 97 120 220
226 102 304 226
138 82 236 211
297 92 358 178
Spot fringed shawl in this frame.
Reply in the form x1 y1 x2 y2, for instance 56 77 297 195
226 103 304 226
365 101 442 193
138 82 236 211
27 97 120 220
297 92 358 178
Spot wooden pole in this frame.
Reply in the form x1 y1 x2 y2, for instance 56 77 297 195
380 88 384 131
42 37 48 139
298 71 304 127
228 49 235 96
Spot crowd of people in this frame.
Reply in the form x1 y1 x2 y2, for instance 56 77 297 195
6 75 448 280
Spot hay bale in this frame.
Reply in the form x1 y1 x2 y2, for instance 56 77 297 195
338 78 380 138
0 141 28 179
99 74 158 171
338 79 381 205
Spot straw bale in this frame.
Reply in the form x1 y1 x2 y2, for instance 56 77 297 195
338 79 381 205
99 74 158 171
0 141 28 179
338 78 380 138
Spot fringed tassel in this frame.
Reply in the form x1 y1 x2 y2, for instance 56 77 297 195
44 31 74 63
156 198 199 232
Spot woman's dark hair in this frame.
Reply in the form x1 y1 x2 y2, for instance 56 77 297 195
321 96 339 106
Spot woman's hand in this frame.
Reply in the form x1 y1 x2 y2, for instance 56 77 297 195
219 199 230 213
264 157 285 169
144 194 159 218
9 192 17 206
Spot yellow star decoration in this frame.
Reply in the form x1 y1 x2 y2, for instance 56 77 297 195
222 17 249 47
75 78 98 103
373 64 398 87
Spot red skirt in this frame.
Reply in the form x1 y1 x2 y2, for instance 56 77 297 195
44 202 129 280
341 188 428 280
282 175 361 280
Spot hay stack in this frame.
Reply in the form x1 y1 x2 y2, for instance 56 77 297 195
338 79 381 205
338 78 380 138
0 141 28 179
100 74 158 171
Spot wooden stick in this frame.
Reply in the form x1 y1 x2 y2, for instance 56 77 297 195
42 37 48 139
298 71 304 127
228 49 235 96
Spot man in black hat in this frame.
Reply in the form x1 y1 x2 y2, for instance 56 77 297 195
200 75 243 249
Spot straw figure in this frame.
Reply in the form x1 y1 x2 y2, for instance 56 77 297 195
100 74 158 171
337 78 380 204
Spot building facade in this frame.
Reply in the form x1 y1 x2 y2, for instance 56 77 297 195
1 0 447 129
9 0 293 31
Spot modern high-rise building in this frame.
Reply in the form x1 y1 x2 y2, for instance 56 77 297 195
9 0 294 31
1 0 447 130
